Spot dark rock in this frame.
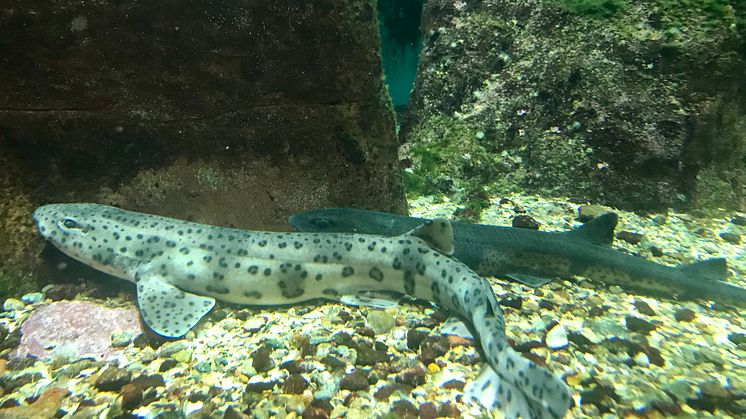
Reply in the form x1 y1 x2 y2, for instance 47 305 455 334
390 400 418 418
252 344 275 372
131 374 165 390
159 359 178 372
693 228 714 238
320 355 346 370
511 215 540 230
567 332 594 348
719 232 741 245
244 380 278 393
406 328 430 351
0 328 20 351
281 374 309 394
514 340 545 353
224 406 250 419
616 231 643 245
418 335 449 365
649 246 664 257
651 215 667 226
336 310 352 324
280 360 316 374
500 296 523 310
353 340 389 366
94 365 132 392
43 283 85 301
581 385 617 405
374 383 411 401
354 326 376 338
728 332 746 345
436 401 461 417
442 380 465 390
418 402 437 419
210 309 229 322
340 370 369 391
0 372 42 393
332 332 354 347
120 383 143 410
625 316 657 334
588 305 607 317
302 406 329 419
633 300 656 316
731 215 746 226
538 299 555 310
674 308 696 322
650 399 683 415
395 367 427 387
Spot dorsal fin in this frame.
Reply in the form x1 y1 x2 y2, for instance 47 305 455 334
404 218 454 255
566 212 618 246
680 258 728 282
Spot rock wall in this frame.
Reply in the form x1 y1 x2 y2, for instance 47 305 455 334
402 0 745 213
0 1 405 296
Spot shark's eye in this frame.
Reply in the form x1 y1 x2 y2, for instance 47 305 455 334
62 218 79 229
312 218 335 229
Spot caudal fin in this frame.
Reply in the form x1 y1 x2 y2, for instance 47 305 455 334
465 347 572 418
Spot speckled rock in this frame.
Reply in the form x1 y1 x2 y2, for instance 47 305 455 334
340 370 369 391
14 301 142 360
94 365 132 392
719 232 741 245
625 316 657 334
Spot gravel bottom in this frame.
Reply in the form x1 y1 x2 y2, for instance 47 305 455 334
0 193 744 418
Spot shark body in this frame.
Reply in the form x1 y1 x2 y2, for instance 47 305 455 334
289 208 744 308
33 203 572 418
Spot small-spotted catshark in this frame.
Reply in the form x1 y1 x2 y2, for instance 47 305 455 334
290 208 746 309
33 203 572 418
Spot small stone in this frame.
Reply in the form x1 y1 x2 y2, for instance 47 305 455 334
130 374 165 390
252 344 275 372
419 335 449 364
674 308 696 322
625 316 657 334
157 341 187 357
94 365 132 392
138 347 156 363
2 298 24 311
111 331 133 347
159 359 178 372
731 215 746 226
616 231 643 245
320 355 346 370
245 379 278 392
20 293 44 304
633 300 656 316
391 400 418 418
120 383 142 410
419 402 437 419
225 406 251 419
42 283 85 301
406 328 429 351
282 374 309 394
194 361 212 373
649 246 664 257
728 332 746 345
577 205 607 222
353 340 388 365
365 311 396 334
651 215 667 225
437 401 461 417
511 215 540 230
302 406 329 419
171 349 192 363
500 296 523 310
693 228 714 238
545 323 569 349
442 380 465 390
395 367 427 387
719 232 741 245
340 370 369 391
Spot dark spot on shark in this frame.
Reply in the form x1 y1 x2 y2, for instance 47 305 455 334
248 265 258 274
258 240 267 247
322 288 339 297
342 266 354 277
404 271 415 295
369 267 384 281
243 290 262 299
264 268 272 276
206 285 230 295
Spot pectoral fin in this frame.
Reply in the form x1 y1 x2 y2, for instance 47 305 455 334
136 273 215 338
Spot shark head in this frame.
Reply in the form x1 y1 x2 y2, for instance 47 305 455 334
33 203 143 280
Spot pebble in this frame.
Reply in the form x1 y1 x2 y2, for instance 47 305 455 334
366 310 396 334
159 359 178 372
545 323 569 349
157 341 187 357
282 374 310 394
616 231 643 245
2 298 24 311
731 215 746 226
194 361 212 373
340 370 369 391
419 402 437 419
252 344 275 372
94 365 132 391
632 352 650 367
625 316 657 334
719 232 741 245
512 214 540 230
419 335 450 364
302 406 329 419
633 300 656 316
674 308 696 322
391 399 418 417
120 383 142 410
110 331 133 347
130 374 165 390
20 292 44 304
406 328 430 351
395 367 427 387
577 205 608 222
728 332 746 345
651 215 667 225
436 401 461 417
649 246 664 257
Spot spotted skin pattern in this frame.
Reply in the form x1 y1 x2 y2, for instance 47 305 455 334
33 203 572 418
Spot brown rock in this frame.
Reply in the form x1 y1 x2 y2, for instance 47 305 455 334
340 370 369 391
120 383 142 410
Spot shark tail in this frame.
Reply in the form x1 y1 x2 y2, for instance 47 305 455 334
464 345 572 419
